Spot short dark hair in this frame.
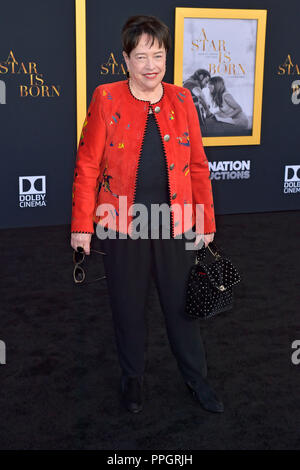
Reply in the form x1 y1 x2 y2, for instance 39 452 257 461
122 15 172 57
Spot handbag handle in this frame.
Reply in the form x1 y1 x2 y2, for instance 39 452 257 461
196 240 222 264
207 242 221 260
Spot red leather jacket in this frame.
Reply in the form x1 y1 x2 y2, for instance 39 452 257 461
71 79 216 238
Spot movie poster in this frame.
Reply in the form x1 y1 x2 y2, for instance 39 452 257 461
182 17 257 138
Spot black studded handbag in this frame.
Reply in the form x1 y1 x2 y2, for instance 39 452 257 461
185 241 241 319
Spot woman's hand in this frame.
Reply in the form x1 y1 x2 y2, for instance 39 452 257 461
194 232 215 248
71 233 92 255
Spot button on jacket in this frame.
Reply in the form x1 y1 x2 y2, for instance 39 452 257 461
71 79 216 238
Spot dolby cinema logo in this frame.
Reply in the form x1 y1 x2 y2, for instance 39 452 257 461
19 175 47 207
284 166 300 194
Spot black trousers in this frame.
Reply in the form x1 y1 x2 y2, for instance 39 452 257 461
99 228 208 386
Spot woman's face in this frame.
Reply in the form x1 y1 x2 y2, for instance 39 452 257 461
123 32 166 91
208 82 214 93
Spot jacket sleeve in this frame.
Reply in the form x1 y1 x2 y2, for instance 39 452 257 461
71 87 106 233
185 88 216 234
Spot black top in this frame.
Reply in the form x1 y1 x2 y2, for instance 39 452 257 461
133 112 171 235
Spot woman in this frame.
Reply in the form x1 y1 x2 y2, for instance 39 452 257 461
70 15 223 414
207 76 249 129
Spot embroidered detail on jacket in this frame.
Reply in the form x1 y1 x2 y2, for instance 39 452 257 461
177 92 186 102
169 110 175 120
110 112 121 125
177 132 190 147
182 163 190 176
80 116 88 141
103 89 112 99
102 167 119 198
109 141 124 149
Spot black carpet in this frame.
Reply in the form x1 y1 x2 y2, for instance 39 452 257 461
0 210 299 450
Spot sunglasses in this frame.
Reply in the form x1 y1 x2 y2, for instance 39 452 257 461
73 246 107 284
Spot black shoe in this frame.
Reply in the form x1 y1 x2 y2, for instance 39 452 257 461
121 376 143 413
185 378 224 413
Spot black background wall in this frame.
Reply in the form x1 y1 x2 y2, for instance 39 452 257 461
0 0 299 229
0 0 76 229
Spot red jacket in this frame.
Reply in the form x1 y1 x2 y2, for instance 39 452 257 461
71 79 216 238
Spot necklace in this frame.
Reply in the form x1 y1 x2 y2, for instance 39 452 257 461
128 79 163 104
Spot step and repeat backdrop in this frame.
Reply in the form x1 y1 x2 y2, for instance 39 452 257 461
0 0 77 229
0 0 299 229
